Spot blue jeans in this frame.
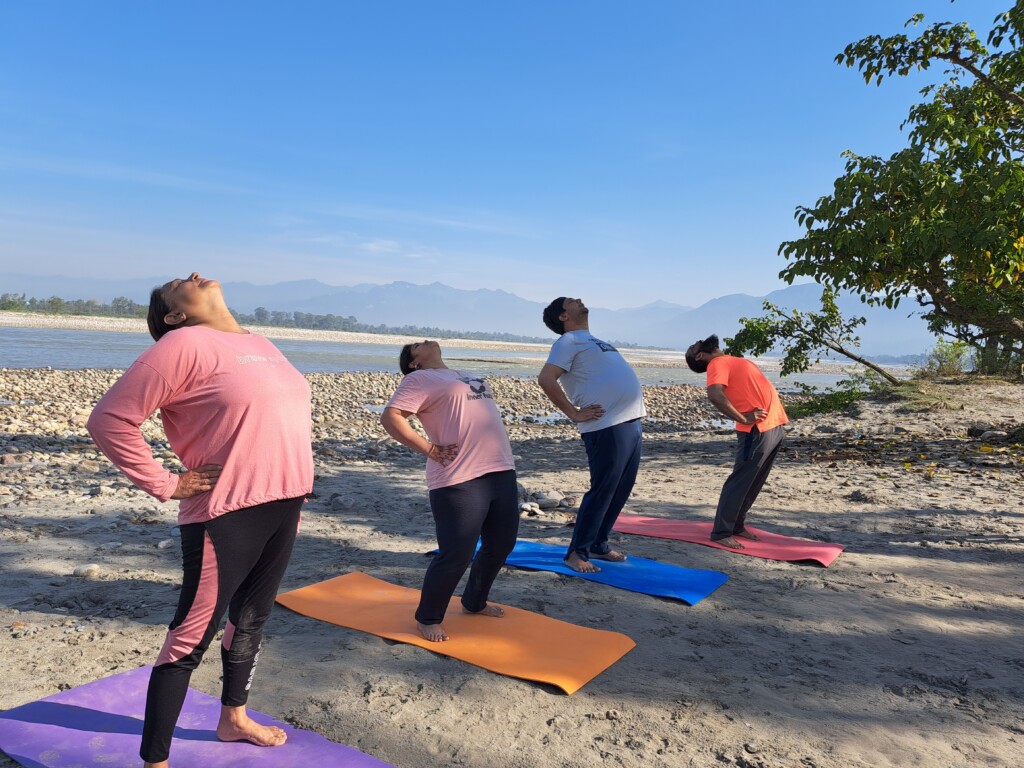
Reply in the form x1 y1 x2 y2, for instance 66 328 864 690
567 419 642 560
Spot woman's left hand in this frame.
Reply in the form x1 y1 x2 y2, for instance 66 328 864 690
171 464 223 499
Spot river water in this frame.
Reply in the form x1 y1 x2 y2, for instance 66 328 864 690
0 327 851 390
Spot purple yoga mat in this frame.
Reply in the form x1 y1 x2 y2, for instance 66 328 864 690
0 666 391 768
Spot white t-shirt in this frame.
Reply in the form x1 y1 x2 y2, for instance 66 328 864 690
545 330 646 434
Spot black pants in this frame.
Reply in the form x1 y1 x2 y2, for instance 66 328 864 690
140 496 303 764
711 426 784 540
417 470 519 625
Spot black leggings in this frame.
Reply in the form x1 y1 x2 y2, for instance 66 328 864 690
417 469 519 625
140 496 302 764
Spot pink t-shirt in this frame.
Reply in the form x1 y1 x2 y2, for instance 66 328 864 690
88 326 314 524
386 369 515 491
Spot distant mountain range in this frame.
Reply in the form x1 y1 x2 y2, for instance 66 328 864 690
0 273 935 356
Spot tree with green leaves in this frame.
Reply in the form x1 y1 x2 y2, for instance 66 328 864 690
779 4 1024 374
727 288 900 384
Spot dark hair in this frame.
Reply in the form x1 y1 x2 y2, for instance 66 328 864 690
542 297 568 335
685 334 720 373
147 287 177 341
398 344 416 376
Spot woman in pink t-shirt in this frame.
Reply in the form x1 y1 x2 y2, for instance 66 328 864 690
381 340 518 642
87 272 313 768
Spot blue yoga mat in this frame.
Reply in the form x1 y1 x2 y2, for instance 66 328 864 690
501 540 728 605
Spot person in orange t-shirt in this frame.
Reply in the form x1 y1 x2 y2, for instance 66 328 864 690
686 334 788 548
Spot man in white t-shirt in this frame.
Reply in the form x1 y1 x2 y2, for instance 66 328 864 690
538 297 645 572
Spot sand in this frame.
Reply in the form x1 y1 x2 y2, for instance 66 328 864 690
0 321 1022 767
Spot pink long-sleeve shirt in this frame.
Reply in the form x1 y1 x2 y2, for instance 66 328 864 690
87 326 314 524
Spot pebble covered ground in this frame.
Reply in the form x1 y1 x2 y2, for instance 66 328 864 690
1 369 1023 768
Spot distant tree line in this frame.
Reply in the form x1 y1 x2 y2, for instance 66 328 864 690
232 306 554 344
0 293 560 344
0 293 147 317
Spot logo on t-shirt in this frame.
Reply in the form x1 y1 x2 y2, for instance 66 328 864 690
590 338 617 353
236 354 286 365
458 376 492 400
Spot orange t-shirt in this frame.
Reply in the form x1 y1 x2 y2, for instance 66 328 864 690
706 355 788 433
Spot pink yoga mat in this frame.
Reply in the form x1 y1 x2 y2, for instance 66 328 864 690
612 515 844 567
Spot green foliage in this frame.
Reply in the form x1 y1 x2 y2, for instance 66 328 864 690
972 335 1024 375
891 380 964 412
0 293 146 317
727 288 900 384
785 372 886 418
786 372 967 418
785 384 864 419
916 338 973 377
781 4 1024 368
0 292 26 311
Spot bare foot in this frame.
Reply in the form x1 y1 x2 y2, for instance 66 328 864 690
216 705 287 747
591 550 627 562
417 621 449 642
564 552 600 573
463 603 504 617
734 530 761 542
713 536 745 549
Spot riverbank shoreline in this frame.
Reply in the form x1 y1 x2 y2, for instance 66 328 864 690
0 310 554 352
0 310 881 375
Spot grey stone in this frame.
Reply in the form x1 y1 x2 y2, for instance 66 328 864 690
72 564 101 579
331 494 356 510
979 430 1008 441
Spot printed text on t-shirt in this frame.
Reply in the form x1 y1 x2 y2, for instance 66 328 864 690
459 376 493 400
236 354 287 365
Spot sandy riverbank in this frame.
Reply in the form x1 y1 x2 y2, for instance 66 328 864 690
0 368 1021 767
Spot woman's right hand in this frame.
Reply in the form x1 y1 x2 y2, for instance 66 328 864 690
171 464 223 499
427 443 459 467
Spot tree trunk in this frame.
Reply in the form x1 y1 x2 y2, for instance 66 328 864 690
822 340 901 385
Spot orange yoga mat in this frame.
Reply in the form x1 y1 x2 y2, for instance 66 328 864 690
276 572 635 695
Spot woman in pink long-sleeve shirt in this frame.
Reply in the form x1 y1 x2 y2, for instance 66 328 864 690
87 272 313 768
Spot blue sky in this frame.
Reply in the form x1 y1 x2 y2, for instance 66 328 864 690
0 1 1010 309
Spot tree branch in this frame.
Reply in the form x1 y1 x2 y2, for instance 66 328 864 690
818 339 900 384
939 48 1024 107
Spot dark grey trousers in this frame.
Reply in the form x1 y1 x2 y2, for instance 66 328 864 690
711 425 785 540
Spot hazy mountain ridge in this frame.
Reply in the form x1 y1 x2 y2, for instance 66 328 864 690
0 273 934 355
